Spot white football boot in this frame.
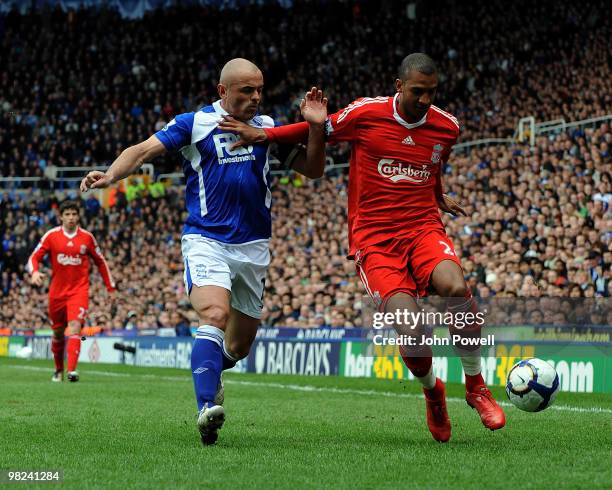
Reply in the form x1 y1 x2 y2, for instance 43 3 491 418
197 404 225 445
214 373 224 406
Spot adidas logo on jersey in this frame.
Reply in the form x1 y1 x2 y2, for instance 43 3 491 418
67 241 74 247
401 136 415 146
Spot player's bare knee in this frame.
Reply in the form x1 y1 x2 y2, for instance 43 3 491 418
384 292 418 314
225 338 251 360
196 304 229 330
383 292 421 337
440 282 468 298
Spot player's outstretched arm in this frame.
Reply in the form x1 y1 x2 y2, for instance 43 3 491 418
218 116 267 149
218 116 310 148
291 87 328 179
80 136 166 192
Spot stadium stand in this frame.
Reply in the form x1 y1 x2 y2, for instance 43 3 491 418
1 0 609 177
0 0 610 331
1 119 610 331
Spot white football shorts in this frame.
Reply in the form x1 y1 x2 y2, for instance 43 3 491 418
181 234 270 319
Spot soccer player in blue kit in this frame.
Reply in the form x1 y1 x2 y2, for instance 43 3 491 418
81 58 328 445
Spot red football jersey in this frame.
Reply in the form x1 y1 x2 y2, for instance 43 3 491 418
325 94 460 257
27 226 115 298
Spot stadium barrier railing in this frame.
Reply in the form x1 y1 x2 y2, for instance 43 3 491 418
0 164 155 190
2 114 609 189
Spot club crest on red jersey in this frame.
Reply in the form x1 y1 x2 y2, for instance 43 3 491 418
430 144 444 164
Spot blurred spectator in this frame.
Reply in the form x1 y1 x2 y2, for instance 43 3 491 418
173 311 192 337
1 1 610 178
2 125 607 335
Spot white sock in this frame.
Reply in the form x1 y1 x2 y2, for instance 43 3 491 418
195 325 224 346
222 340 240 362
416 366 437 390
460 348 482 376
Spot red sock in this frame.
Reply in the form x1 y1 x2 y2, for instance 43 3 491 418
424 378 445 399
51 337 65 372
465 373 485 392
66 335 81 372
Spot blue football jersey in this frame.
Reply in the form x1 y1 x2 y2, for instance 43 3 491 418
155 101 276 244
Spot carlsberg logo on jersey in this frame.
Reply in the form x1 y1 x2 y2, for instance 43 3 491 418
57 254 82 266
378 158 431 183
213 133 255 165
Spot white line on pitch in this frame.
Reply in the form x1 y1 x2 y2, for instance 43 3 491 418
5 364 612 414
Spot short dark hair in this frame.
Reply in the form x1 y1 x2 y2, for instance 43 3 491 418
398 53 438 81
59 200 79 215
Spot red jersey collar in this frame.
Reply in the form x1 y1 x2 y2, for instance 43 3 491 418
61 226 79 239
392 93 428 129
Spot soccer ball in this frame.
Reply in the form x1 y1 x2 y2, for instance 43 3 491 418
505 358 559 412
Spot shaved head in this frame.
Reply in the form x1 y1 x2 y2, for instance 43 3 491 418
217 58 264 121
220 58 262 86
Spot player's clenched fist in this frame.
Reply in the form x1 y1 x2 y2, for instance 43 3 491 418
31 270 46 287
80 171 113 192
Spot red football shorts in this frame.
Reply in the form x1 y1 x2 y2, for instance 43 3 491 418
355 229 462 308
48 293 89 329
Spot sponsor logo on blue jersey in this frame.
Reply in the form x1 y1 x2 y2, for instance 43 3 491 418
154 101 276 244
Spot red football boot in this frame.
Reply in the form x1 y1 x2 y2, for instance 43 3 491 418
423 378 451 443
466 385 506 431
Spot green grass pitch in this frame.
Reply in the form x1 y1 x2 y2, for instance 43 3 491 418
1 358 611 489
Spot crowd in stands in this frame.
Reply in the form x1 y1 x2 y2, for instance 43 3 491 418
1 187 195 333
1 0 610 178
0 0 610 332
1 120 610 331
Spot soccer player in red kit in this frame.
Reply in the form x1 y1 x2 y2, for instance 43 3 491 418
219 53 505 442
27 200 115 382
